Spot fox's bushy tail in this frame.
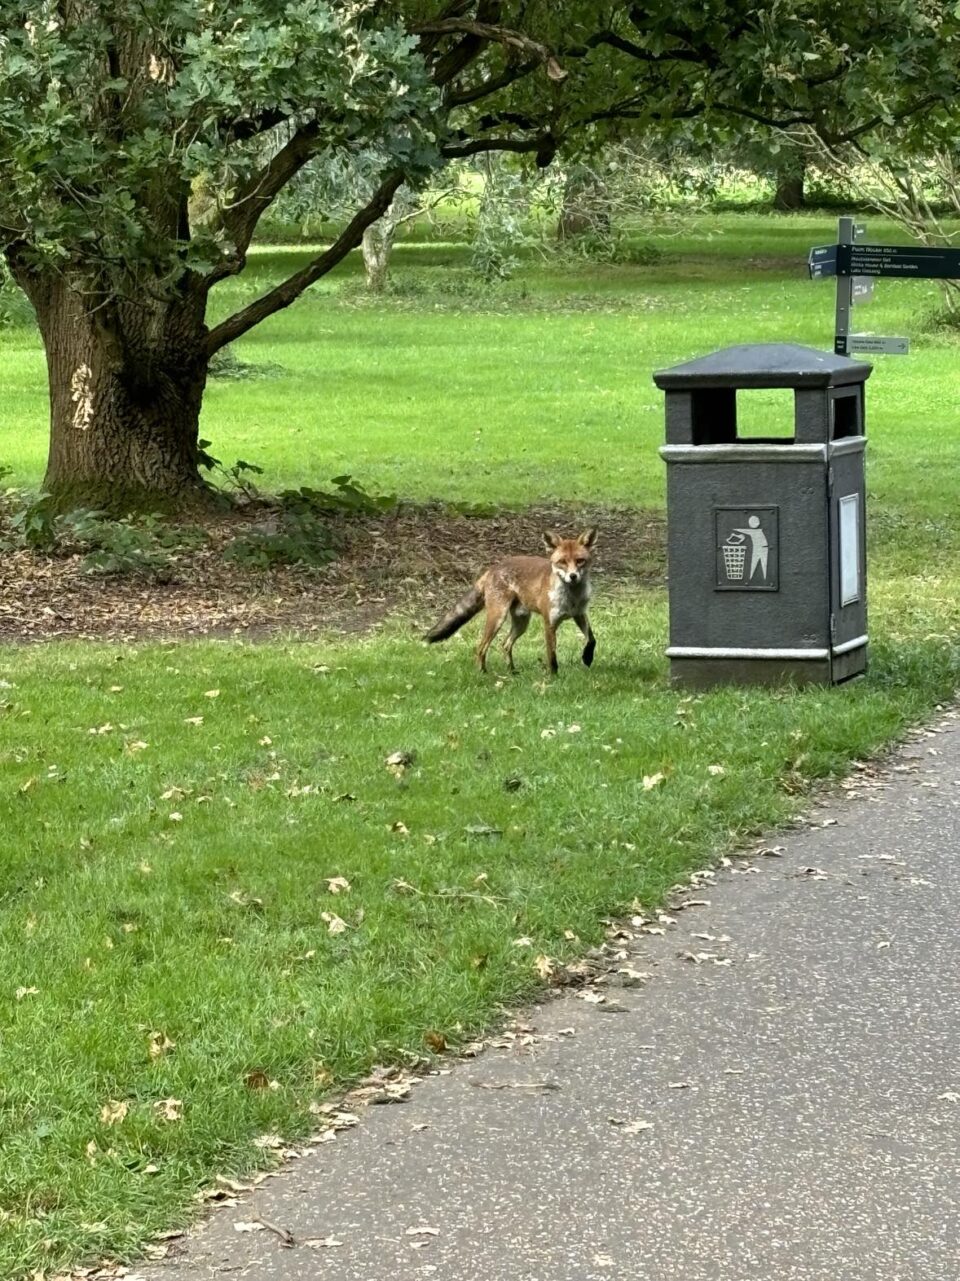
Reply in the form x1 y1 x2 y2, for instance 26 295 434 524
425 585 484 643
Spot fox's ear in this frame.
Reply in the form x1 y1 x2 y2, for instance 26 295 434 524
542 530 562 550
578 527 598 549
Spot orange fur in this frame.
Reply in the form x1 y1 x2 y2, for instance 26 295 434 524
425 529 598 674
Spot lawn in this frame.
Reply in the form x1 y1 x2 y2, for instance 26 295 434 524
1 213 959 1277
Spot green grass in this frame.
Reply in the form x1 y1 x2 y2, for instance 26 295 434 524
2 212 960 1275
2 214 959 527
2 587 959 1276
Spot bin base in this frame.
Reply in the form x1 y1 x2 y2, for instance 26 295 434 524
669 646 866 688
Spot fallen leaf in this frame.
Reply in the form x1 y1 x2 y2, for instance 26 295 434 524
325 876 351 894
217 1176 254 1194
642 772 665 791
321 911 347 935
609 1116 653 1134
471 1079 559 1092
707 764 726 776
424 1031 447 1054
303 1236 344 1249
938 1091 960 1103
148 1031 175 1061
385 750 414 775
405 1225 441 1237
15 986 39 1000
234 1221 265 1233
183 716 204 726
244 1070 273 1090
534 954 555 980
154 1097 183 1122
100 1100 128 1126
252 1133 283 1149
204 689 220 698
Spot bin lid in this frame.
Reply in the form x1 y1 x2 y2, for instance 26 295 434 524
653 343 872 390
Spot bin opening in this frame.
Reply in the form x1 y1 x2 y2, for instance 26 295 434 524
831 387 862 440
691 388 795 445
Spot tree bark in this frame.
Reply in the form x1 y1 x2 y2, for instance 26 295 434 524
25 273 210 510
556 165 610 240
362 218 398 292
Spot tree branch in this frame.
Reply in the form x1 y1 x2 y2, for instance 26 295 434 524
203 121 322 289
563 29 699 63
412 18 567 82
445 58 539 106
204 170 404 358
439 135 547 158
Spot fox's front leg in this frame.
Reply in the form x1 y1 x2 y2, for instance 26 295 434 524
543 620 559 675
574 614 596 667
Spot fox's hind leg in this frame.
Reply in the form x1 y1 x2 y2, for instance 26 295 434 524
502 605 530 674
574 614 596 667
476 593 510 672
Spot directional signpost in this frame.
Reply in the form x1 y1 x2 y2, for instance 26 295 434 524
808 216 960 357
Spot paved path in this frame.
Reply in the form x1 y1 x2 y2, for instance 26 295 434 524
143 711 960 1281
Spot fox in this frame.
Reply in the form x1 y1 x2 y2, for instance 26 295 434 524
424 528 598 674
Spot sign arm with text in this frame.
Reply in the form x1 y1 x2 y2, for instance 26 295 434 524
806 217 960 356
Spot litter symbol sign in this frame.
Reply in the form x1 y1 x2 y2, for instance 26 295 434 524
715 507 779 592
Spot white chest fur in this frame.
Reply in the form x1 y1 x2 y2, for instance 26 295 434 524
548 574 591 625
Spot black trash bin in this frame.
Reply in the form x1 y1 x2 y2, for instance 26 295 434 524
653 343 871 687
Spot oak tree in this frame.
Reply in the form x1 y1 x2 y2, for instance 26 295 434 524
1 1 955 508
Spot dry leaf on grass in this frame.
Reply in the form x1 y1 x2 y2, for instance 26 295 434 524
154 1097 183 1122
148 1030 175 1061
99 1100 128 1126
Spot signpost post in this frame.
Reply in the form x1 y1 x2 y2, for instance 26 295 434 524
832 216 858 357
808 217 960 356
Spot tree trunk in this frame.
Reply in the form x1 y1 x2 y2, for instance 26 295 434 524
773 157 806 211
362 217 397 292
557 166 611 241
27 274 210 511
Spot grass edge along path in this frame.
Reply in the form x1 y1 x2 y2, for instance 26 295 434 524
1 583 959 1278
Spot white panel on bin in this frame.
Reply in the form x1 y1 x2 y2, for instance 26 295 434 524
839 493 860 605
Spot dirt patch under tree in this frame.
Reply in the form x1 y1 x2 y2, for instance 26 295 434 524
0 504 666 644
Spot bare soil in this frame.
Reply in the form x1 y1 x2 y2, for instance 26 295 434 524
0 504 666 644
